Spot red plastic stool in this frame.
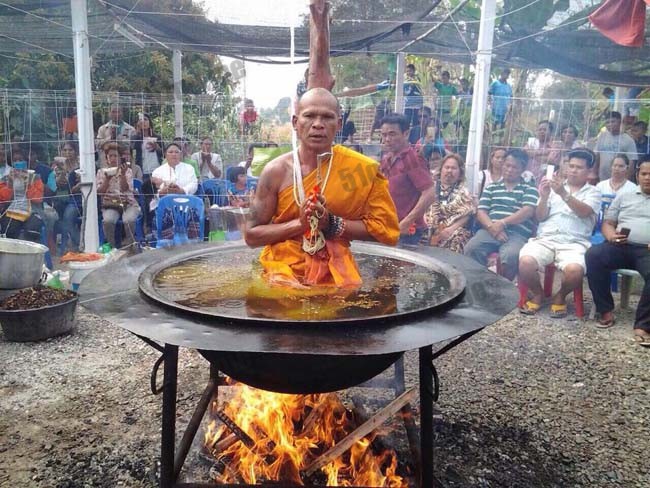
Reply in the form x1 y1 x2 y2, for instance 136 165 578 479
517 264 584 318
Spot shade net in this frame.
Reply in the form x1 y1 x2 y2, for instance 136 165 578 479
1 0 650 85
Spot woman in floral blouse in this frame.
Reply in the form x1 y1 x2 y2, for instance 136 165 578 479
424 154 476 253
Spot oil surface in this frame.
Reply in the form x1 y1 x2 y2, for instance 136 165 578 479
151 248 451 321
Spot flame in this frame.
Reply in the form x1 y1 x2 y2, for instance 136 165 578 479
203 384 408 486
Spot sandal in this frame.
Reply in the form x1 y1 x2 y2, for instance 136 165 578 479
596 314 616 329
633 332 650 347
520 300 541 315
550 303 568 319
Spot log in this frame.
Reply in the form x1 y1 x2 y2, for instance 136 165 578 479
215 410 275 466
210 432 238 454
302 388 417 477
298 393 337 437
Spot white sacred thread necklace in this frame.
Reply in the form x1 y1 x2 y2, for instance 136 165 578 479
292 146 334 255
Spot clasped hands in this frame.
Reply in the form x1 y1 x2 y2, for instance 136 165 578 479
299 194 329 232
487 219 508 242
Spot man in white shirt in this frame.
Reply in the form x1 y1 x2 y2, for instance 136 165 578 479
96 105 136 167
190 136 223 181
593 111 637 181
519 149 602 318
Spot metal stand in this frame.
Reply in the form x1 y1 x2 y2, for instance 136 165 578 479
147 331 481 488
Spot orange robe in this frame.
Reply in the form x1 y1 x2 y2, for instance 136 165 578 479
259 145 399 288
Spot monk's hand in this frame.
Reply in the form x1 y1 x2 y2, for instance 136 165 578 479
306 200 330 231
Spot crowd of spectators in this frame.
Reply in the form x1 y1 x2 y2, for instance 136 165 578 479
0 78 648 347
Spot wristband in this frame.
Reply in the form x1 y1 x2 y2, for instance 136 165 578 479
325 213 345 239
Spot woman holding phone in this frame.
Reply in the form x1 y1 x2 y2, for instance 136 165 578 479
96 143 140 249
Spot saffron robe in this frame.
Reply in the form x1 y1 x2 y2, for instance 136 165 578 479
260 145 399 287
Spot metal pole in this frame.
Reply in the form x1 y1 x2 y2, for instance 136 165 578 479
613 86 623 114
160 344 179 488
173 49 184 138
465 0 497 195
419 346 434 488
70 0 99 253
394 52 406 114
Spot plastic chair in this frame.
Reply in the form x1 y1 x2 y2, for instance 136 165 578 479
517 264 584 318
200 178 229 207
155 195 205 248
225 166 237 182
613 268 643 310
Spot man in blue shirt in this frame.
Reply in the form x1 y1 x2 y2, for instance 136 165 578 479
488 69 512 130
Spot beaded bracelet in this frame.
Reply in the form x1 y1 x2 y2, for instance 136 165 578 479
325 213 345 239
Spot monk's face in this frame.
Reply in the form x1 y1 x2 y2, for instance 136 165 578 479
293 89 341 152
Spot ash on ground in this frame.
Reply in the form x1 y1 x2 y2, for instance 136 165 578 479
0 292 648 487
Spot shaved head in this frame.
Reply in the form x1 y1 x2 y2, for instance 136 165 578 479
298 88 340 115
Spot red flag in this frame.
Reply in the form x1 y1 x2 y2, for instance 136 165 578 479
589 0 648 47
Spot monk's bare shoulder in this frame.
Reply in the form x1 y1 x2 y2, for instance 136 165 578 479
258 152 293 192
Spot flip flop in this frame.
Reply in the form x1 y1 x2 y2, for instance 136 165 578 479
633 333 650 347
520 300 541 315
550 303 568 319
596 316 616 329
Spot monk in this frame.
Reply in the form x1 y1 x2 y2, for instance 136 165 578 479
244 0 399 287
245 88 400 287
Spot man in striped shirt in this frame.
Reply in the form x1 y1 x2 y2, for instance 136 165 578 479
464 149 539 280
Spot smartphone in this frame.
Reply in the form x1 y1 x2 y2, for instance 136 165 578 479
619 227 631 237
545 164 555 180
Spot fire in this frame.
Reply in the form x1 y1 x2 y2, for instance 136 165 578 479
203 384 408 486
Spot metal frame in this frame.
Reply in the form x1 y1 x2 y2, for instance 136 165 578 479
143 329 480 488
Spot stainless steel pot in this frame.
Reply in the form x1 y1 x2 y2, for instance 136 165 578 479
0 238 47 289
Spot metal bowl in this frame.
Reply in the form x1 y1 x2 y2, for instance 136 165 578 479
0 294 78 342
0 238 47 289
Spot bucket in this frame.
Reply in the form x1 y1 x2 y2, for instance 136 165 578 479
207 206 226 242
0 238 47 289
207 206 248 241
68 256 110 291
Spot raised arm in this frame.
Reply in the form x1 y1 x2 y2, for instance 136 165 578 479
307 0 335 91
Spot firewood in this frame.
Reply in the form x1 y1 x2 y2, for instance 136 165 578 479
298 393 337 436
302 388 417 477
210 432 238 453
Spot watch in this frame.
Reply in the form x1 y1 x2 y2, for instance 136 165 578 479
562 193 571 203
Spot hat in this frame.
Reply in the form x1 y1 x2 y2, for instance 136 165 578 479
12 160 28 171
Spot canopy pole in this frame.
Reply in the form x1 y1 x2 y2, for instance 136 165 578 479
173 49 183 137
70 0 99 253
395 52 406 114
465 0 497 195
613 86 624 114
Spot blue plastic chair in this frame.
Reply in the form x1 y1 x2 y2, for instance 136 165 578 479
225 166 238 182
226 179 257 196
201 178 229 207
155 195 205 248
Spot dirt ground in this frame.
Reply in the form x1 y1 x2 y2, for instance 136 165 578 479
0 291 648 488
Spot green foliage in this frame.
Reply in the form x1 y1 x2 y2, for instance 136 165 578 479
0 54 74 90
260 97 292 125
331 54 393 92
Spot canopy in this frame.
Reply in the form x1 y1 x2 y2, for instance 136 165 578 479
1 0 649 85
